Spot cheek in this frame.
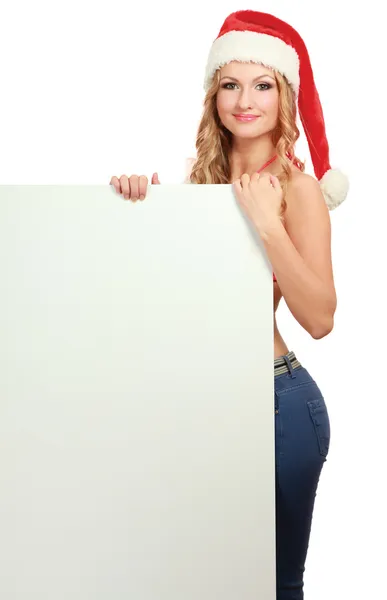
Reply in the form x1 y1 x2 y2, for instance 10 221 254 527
216 92 235 115
259 93 279 116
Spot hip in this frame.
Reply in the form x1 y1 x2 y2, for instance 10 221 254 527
273 350 331 459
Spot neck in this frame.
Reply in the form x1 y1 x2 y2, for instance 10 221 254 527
230 134 278 179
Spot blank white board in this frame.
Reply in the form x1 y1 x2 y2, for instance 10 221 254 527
0 184 275 599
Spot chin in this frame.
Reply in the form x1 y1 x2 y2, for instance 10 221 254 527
227 126 266 139
234 130 263 139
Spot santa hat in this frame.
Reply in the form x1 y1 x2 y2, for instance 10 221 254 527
203 10 349 210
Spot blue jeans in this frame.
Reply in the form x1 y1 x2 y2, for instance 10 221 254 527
275 354 330 599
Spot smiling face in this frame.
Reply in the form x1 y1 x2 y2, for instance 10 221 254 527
216 61 280 140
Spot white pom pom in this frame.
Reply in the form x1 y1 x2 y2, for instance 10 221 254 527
319 168 349 210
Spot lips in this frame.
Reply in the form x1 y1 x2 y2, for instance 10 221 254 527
234 114 259 122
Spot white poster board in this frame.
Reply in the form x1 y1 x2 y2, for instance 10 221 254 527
0 184 275 599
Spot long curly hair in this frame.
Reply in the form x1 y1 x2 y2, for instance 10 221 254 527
189 67 305 218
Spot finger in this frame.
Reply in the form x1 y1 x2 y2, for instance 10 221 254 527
233 179 246 205
151 172 160 185
270 174 281 190
129 175 140 201
250 172 260 185
138 175 148 200
233 178 242 191
260 172 273 185
240 173 250 188
119 175 130 199
110 176 120 194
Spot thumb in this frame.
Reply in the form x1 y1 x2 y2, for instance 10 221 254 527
151 172 160 185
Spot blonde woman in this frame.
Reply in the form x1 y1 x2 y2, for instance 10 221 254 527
110 10 348 599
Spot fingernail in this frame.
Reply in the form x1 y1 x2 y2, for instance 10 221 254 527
139 194 145 200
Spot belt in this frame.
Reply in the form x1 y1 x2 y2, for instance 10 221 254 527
274 350 302 376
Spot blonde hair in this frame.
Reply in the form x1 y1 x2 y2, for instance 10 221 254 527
189 67 305 218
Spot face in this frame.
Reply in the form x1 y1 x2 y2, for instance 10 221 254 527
216 62 279 139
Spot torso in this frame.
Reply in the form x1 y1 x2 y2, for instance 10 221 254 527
274 281 289 358
212 155 305 359
272 162 303 358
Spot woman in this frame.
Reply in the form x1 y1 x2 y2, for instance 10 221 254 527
110 10 348 599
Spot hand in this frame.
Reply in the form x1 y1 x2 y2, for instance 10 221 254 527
110 172 160 201
233 172 283 233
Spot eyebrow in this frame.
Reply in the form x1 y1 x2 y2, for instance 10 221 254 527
220 75 275 82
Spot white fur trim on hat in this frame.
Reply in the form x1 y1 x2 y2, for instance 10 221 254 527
204 30 300 94
319 168 349 210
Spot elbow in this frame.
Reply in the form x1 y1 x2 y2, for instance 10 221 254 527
310 315 334 340
292 292 337 340
309 294 337 340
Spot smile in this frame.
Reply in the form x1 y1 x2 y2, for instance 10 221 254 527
233 115 260 122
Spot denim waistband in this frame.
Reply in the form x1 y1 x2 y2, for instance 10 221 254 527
274 350 302 377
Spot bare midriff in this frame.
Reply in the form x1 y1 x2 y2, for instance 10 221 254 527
273 280 290 359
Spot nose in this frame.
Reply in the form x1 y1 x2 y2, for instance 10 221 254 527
236 86 255 110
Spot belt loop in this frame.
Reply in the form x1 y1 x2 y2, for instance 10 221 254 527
283 353 296 379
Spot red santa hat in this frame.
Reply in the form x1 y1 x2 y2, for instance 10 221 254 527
203 10 349 210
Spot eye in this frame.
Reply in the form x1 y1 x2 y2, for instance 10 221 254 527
221 82 272 91
256 83 272 91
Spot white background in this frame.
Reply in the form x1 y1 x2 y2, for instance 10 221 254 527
1 0 385 597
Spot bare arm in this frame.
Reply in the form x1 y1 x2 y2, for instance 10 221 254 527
260 174 337 339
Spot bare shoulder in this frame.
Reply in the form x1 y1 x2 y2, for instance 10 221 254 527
284 170 329 224
287 169 323 195
282 170 333 283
